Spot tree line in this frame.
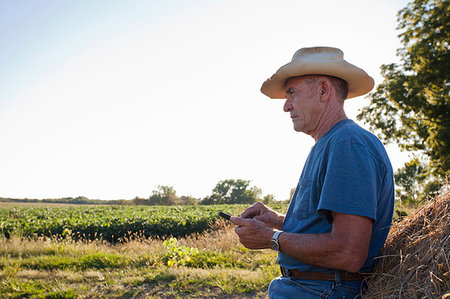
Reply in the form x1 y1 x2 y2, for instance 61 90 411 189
0 179 278 206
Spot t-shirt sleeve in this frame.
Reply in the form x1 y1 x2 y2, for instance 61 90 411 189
317 140 381 223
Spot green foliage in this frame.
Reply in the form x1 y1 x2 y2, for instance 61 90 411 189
201 179 262 204
395 157 443 205
357 0 450 178
2 280 47 298
79 253 130 270
0 205 245 242
130 185 199 206
42 289 77 299
21 256 75 271
162 237 247 269
163 237 200 267
149 185 179 205
3 265 21 280
263 194 275 205
0 265 77 299
395 158 427 204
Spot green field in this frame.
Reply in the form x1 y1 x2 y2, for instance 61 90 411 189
0 204 253 242
0 203 288 298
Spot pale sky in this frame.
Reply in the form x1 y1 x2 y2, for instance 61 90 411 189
0 0 411 201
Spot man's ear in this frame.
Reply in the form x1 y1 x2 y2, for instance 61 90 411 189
319 78 332 102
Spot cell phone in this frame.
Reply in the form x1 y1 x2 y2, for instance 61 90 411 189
218 211 232 221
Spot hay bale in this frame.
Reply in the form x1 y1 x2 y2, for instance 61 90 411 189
364 189 450 298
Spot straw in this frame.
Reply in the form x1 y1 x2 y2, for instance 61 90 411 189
364 189 449 298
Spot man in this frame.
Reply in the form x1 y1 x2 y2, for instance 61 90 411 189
230 47 394 298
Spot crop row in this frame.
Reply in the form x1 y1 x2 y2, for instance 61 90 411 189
0 205 247 242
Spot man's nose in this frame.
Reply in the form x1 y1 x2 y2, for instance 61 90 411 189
283 98 292 112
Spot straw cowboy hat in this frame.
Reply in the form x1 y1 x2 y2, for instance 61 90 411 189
260 47 374 99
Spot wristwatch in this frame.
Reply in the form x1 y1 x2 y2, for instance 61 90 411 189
271 230 283 251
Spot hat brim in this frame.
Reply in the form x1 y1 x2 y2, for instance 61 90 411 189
260 59 374 99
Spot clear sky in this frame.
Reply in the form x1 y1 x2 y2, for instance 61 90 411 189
0 0 411 201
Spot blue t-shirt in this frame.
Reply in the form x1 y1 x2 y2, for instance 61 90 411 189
278 119 394 273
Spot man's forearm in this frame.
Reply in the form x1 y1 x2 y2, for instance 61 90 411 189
277 232 365 272
277 213 372 273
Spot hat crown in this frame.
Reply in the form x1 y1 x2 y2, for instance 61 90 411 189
292 47 344 63
261 46 374 99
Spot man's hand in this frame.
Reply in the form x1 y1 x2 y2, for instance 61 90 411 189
230 216 275 249
240 202 285 230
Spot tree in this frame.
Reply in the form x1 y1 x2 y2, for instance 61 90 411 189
394 157 443 205
132 196 149 206
263 194 275 205
357 0 449 179
201 179 262 204
180 195 199 205
149 185 180 205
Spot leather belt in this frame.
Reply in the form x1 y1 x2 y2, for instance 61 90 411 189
280 266 368 281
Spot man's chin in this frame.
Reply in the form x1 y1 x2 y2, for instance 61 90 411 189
293 127 303 133
292 123 303 132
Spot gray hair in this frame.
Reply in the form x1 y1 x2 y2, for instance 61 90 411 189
304 75 349 101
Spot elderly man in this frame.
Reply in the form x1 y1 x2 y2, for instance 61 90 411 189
231 47 394 298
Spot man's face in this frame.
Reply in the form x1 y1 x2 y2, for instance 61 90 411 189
283 76 323 135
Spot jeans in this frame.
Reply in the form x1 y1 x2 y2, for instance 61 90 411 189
268 275 367 299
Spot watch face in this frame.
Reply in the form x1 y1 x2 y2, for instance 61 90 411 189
271 239 279 251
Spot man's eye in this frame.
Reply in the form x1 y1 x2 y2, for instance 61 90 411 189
285 89 295 98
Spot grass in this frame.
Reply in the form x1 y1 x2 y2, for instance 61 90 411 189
0 222 278 298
